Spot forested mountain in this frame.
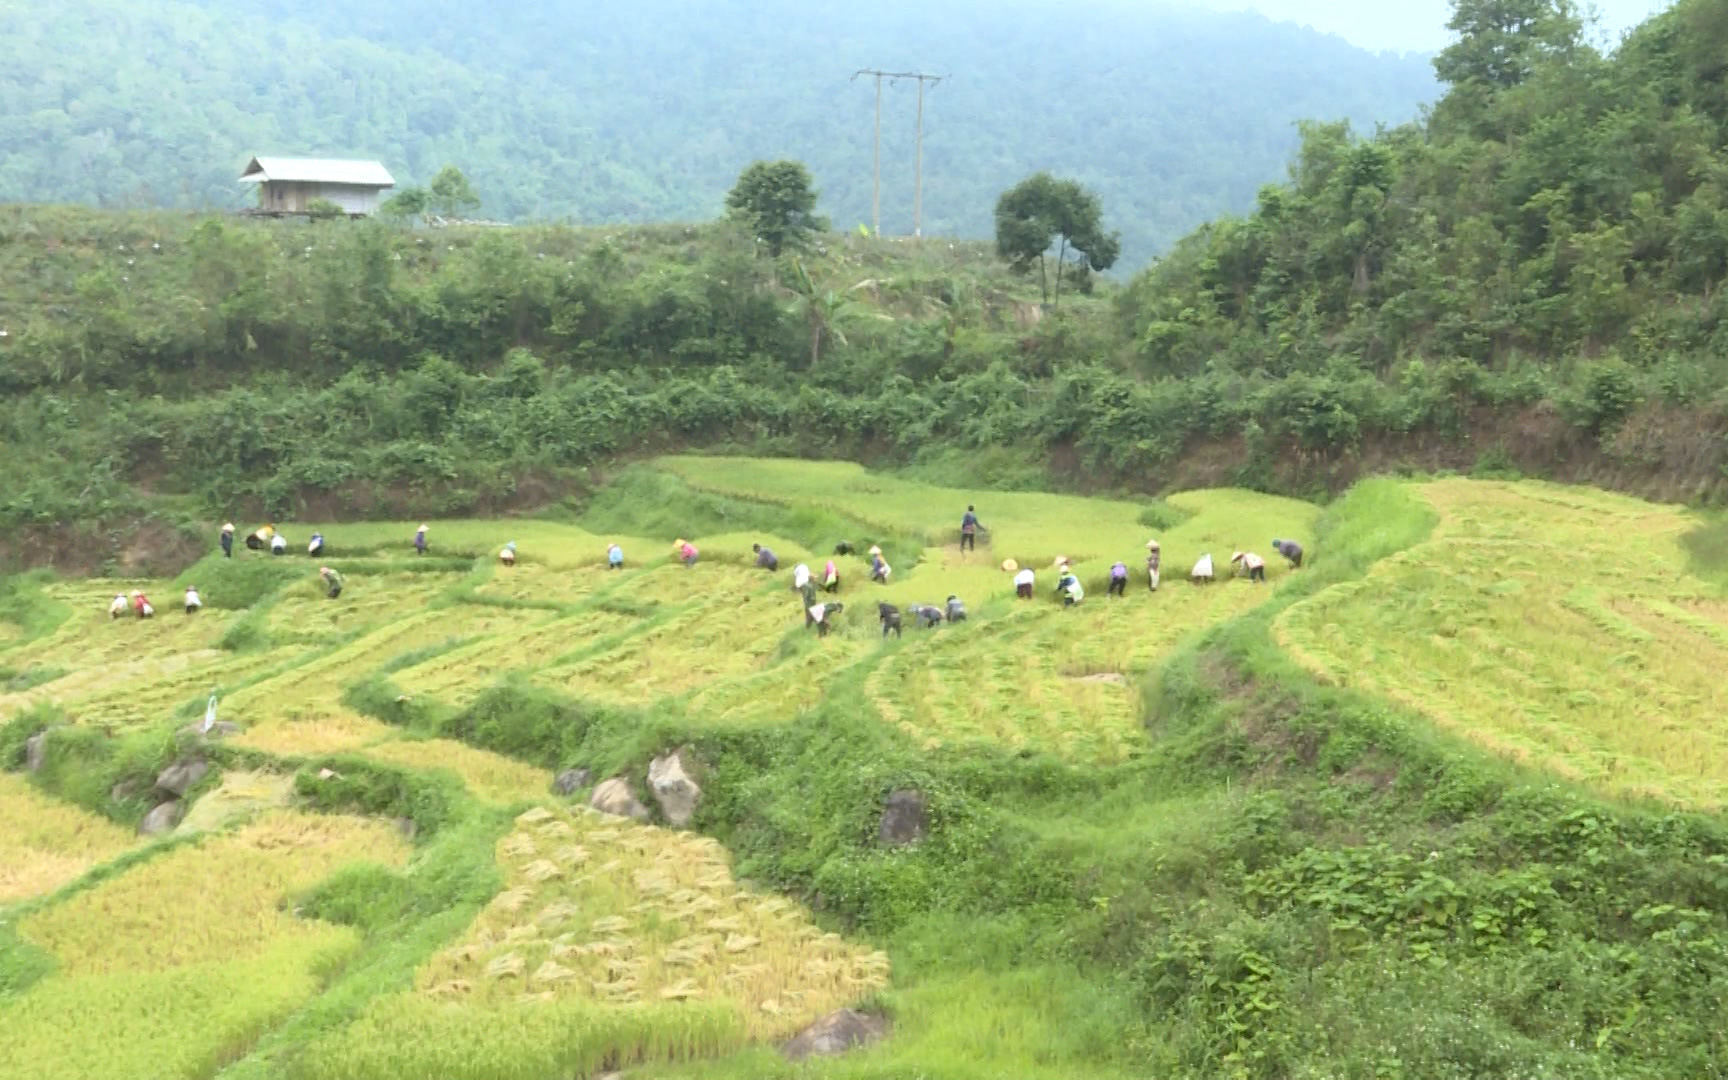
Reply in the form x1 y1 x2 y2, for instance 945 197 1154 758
0 0 1435 264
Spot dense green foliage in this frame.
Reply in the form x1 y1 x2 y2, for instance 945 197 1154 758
0 0 1434 264
1119 0 1728 385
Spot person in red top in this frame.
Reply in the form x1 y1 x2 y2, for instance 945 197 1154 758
131 590 155 619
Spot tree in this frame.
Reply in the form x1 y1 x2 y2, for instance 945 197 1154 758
726 161 825 257
427 166 481 219
994 173 1121 307
381 187 430 220
1434 0 1582 90
782 258 870 365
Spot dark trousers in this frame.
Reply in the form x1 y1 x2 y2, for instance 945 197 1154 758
960 531 975 552
221 538 232 559
1250 565 1265 583
1016 583 1033 599
881 618 901 638
1108 577 1126 597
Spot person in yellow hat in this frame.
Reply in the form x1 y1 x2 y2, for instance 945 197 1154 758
414 524 429 556
868 545 891 584
1145 540 1161 592
676 538 699 568
220 523 235 559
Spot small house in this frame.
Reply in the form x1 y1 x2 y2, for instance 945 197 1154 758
238 157 395 217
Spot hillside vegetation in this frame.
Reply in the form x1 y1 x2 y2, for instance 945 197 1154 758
11 2 1728 558
4 461 1728 1079
0 0 1436 265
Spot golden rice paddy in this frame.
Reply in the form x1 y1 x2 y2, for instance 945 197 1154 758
417 806 889 1036
1278 478 1728 807
0 774 140 903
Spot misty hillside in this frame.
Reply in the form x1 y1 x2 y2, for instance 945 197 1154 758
0 0 1437 263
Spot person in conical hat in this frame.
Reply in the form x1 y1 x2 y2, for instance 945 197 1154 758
1145 540 1162 592
220 523 235 559
109 593 128 619
184 585 203 615
1002 558 1019 573
319 566 344 599
499 541 517 566
414 524 428 556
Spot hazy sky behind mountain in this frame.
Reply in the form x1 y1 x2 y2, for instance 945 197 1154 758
1194 0 1672 52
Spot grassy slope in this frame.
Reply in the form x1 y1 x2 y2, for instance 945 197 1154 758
1 463 1728 1078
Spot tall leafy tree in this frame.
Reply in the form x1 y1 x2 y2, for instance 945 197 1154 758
428 165 481 218
994 173 1121 307
726 161 825 257
1433 0 1582 90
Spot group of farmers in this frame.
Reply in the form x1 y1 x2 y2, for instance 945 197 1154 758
112 509 1305 640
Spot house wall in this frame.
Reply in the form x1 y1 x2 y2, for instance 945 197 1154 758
259 181 385 216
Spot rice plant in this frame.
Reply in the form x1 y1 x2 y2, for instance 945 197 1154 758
1278 478 1728 807
0 774 139 902
0 812 409 1080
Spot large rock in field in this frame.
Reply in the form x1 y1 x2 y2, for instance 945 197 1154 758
589 778 650 822
24 731 47 772
781 1008 890 1061
551 767 592 797
155 758 210 797
647 748 701 828
878 789 928 847
139 799 183 835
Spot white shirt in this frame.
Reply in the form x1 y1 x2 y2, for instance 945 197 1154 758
808 603 828 623
1238 553 1265 571
1193 555 1215 578
271 536 286 551
109 595 127 616
1014 568 1035 587
793 564 811 589
184 589 202 609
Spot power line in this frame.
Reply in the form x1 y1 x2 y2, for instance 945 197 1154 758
852 69 944 239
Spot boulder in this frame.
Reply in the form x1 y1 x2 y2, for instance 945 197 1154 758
647 748 701 828
589 778 651 822
781 1008 889 1061
139 799 183 836
110 779 141 803
155 758 210 797
878 789 928 847
24 730 47 773
551 767 593 797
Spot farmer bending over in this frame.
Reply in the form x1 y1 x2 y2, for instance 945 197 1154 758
807 601 844 638
878 602 903 639
753 544 779 571
1108 562 1128 597
1273 538 1304 569
320 566 344 599
1231 551 1266 583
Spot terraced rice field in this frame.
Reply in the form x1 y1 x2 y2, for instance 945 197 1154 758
0 458 1325 1079
1277 478 1728 808
0 774 139 902
0 812 410 1080
420 806 888 1027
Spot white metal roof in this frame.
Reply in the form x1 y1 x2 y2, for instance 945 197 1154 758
238 157 395 187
